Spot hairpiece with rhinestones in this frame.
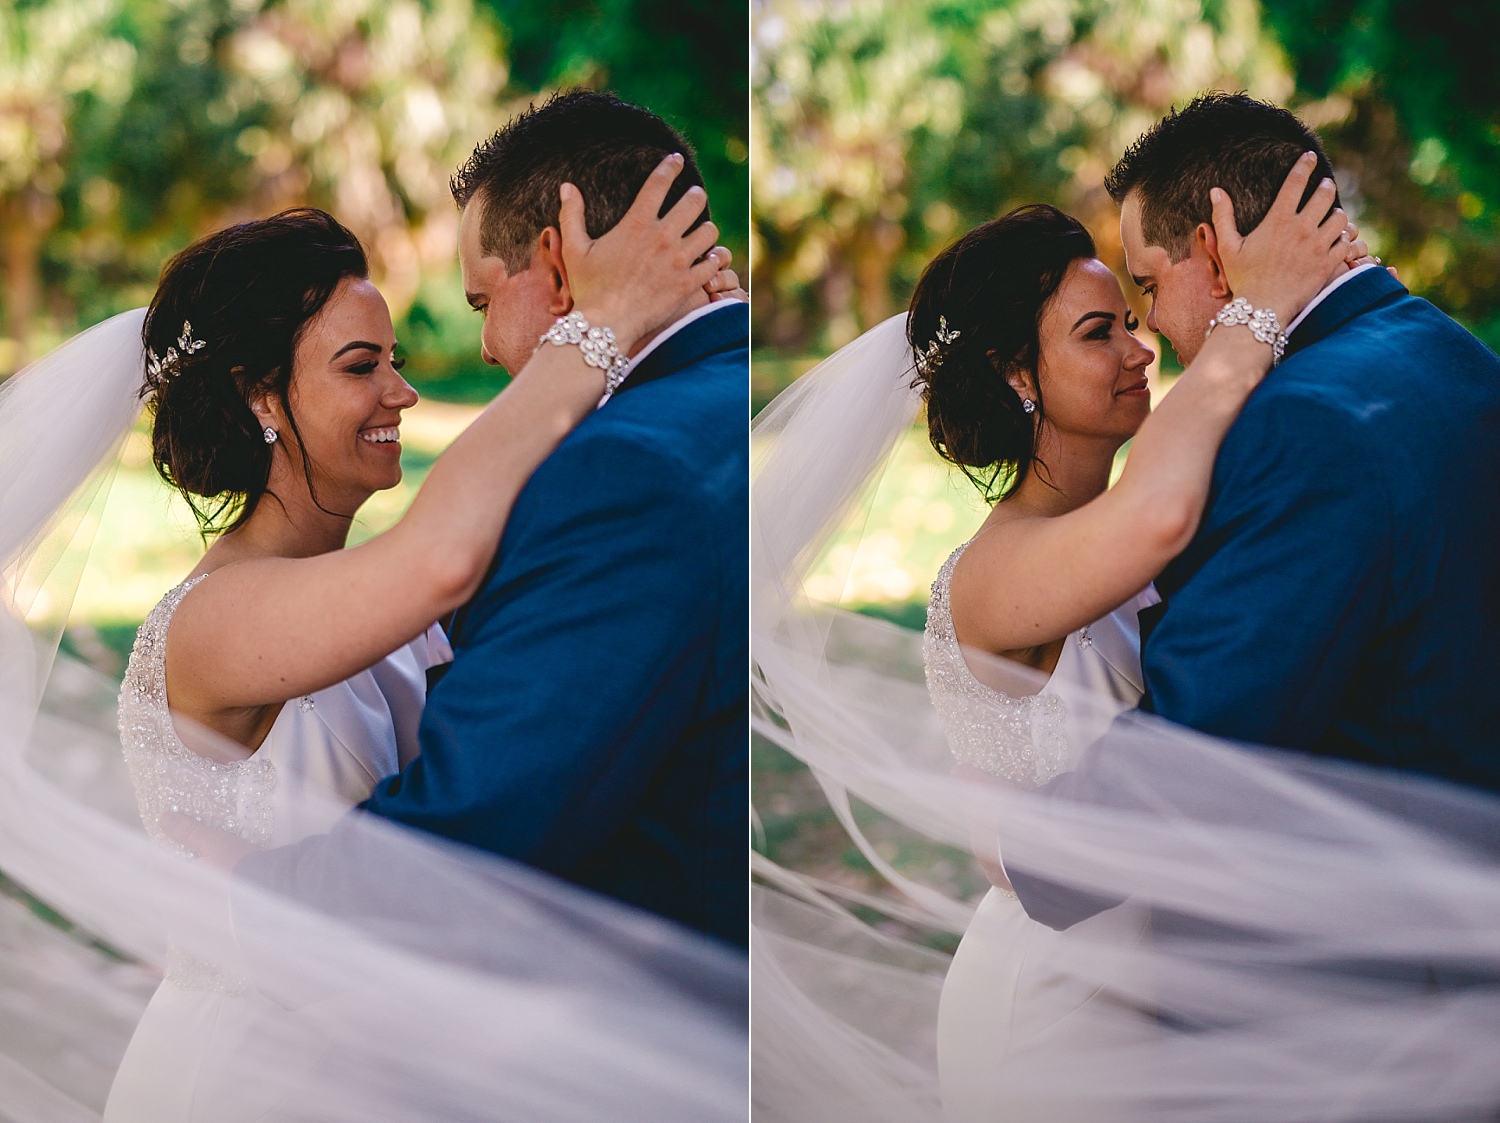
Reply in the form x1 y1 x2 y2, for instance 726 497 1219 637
146 321 208 380
915 315 961 378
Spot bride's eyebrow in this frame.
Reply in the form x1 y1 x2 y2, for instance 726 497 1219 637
1073 311 1116 331
332 340 382 360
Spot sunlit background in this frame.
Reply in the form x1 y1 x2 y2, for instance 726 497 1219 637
751 0 1500 934
0 0 747 675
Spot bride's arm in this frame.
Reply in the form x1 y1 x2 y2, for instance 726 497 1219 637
167 155 721 716
954 154 1351 653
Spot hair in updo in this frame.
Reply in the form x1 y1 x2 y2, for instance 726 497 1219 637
142 208 369 534
908 204 1096 503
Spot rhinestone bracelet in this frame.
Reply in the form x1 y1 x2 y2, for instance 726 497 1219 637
538 311 631 397
1206 297 1288 365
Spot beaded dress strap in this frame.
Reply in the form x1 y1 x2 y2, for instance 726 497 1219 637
922 542 1069 787
117 574 276 849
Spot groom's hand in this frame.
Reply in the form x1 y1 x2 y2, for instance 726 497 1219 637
952 764 1016 891
160 809 257 872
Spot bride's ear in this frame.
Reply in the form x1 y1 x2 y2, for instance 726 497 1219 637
1196 220 1233 299
996 354 1037 405
245 377 280 434
537 227 572 316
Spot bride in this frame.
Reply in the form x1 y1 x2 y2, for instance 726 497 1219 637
0 156 732 1121
750 157 1415 1120
915 157 1357 1119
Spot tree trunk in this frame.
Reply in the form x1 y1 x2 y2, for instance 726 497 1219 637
0 187 59 374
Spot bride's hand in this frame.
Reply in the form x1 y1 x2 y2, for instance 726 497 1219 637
1342 217 1401 281
1210 151 1352 329
559 153 723 353
705 246 749 303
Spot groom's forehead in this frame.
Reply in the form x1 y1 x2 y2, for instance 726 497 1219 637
1118 195 1147 267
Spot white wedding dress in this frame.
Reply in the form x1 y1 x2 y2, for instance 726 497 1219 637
103 574 449 1123
924 541 1154 1123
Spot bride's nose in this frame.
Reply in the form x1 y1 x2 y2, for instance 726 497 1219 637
1124 335 1154 371
384 376 419 410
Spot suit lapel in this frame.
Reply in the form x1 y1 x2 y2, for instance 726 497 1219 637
1282 268 1408 361
440 302 748 653
612 302 748 397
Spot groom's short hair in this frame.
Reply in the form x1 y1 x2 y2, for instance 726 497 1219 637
1106 91 1339 261
450 88 708 273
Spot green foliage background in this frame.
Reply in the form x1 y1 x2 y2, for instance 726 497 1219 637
0 0 748 399
753 0 1500 366
0 0 747 652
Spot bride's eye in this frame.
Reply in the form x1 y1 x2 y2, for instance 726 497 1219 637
392 356 407 371
1125 314 1140 333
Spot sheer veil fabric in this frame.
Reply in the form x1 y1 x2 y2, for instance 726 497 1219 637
751 314 1500 1121
0 312 746 1121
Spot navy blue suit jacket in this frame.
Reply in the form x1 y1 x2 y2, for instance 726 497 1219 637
1139 267 1500 786
359 303 748 946
1012 269 1500 929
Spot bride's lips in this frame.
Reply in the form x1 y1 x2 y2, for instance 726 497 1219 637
358 424 401 449
1115 378 1150 399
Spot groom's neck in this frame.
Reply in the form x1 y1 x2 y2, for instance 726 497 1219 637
625 289 711 358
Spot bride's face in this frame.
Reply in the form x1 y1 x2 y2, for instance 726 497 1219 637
1030 258 1155 444
269 277 419 513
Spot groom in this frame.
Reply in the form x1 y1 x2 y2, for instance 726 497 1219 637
232 91 748 952
1011 92 1500 929
363 90 747 946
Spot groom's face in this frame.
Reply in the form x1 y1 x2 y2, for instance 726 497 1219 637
1119 191 1224 367
458 198 561 376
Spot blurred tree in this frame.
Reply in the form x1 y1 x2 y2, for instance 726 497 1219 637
0 0 134 364
482 0 749 266
752 0 1292 356
43 0 509 337
1260 0 1500 347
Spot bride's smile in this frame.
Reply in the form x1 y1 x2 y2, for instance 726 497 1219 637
256 275 420 517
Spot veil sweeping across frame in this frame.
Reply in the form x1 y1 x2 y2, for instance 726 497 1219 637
751 314 1500 1122
0 311 746 1121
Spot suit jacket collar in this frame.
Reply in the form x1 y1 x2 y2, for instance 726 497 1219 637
1282 267 1408 361
613 302 747 397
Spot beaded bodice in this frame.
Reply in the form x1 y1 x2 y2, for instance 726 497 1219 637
118 576 276 852
923 543 1069 787
117 576 441 993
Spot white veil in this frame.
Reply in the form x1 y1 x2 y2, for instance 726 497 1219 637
0 315 746 1120
751 316 1500 1121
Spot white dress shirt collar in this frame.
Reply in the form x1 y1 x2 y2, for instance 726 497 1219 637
1284 262 1378 338
597 300 738 408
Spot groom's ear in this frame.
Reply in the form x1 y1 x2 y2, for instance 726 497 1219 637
1195 221 1233 299
536 227 573 316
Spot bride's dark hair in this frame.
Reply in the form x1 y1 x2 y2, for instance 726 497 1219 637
909 204 1096 503
142 208 369 534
